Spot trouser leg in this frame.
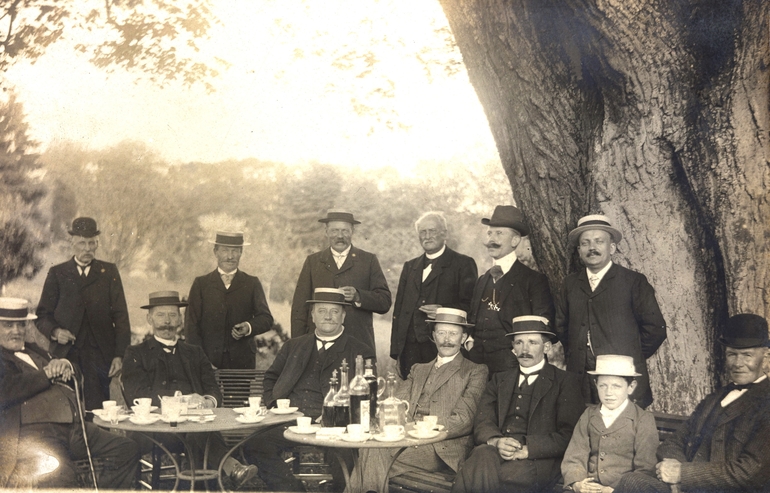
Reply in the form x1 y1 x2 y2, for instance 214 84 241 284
69 346 111 411
70 421 140 489
614 472 672 493
11 423 79 488
242 425 306 491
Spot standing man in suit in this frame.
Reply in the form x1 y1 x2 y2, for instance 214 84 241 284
467 205 554 374
353 308 488 491
185 231 274 369
0 297 138 489
617 314 770 492
291 210 391 351
452 316 584 493
390 211 478 379
36 217 131 411
555 215 667 408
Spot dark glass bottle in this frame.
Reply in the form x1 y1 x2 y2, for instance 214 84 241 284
333 359 351 427
349 355 371 432
363 358 379 432
322 370 338 427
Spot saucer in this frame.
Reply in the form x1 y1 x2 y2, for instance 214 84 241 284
269 407 299 415
131 405 158 413
188 415 216 423
341 433 371 443
408 429 441 439
129 415 161 425
160 415 188 424
236 415 266 424
373 433 405 442
233 407 265 414
288 425 321 434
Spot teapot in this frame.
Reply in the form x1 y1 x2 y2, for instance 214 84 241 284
377 372 410 430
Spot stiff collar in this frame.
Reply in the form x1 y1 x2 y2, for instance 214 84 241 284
217 267 238 276
519 358 545 375
315 329 344 343
154 335 178 346
599 398 630 426
425 245 446 261
586 261 613 283
435 351 459 367
330 246 351 257
73 257 92 268
493 250 517 275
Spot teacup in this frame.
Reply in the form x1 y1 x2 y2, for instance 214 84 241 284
297 417 312 430
276 399 291 410
133 397 152 408
107 406 121 424
423 415 438 428
243 407 259 419
102 400 117 410
414 421 433 435
383 424 404 439
249 396 262 409
347 424 364 440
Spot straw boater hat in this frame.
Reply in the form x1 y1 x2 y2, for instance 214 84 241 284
505 315 558 343
587 354 641 377
427 308 474 331
305 288 351 306
481 205 530 237
718 314 769 349
318 209 361 225
567 214 622 246
0 298 37 321
140 291 189 310
208 231 251 247
68 217 100 238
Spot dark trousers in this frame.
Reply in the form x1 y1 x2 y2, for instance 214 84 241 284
614 471 671 492
69 344 111 411
451 444 553 493
9 421 139 489
398 337 438 379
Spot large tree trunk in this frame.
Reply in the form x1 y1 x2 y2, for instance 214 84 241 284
439 0 769 414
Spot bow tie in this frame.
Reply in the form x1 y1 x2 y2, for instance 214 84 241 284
158 342 177 354
725 382 752 392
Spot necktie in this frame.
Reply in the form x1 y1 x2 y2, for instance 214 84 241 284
489 265 504 283
80 265 88 278
316 338 330 357
14 350 40 370
519 370 540 390
589 275 600 291
221 273 234 287
333 254 346 269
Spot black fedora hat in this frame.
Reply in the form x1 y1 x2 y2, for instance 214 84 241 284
208 231 251 247
140 291 189 309
68 217 100 238
305 288 351 306
718 314 769 349
481 206 530 236
318 209 361 225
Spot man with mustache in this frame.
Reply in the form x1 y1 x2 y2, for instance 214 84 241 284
36 217 131 411
452 316 584 492
291 210 391 351
467 205 554 374
555 215 666 408
390 211 478 379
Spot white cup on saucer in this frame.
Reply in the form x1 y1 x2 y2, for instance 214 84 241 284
383 425 404 439
102 400 117 410
297 416 312 430
249 396 262 409
414 421 432 436
423 415 438 428
276 399 291 410
347 424 364 440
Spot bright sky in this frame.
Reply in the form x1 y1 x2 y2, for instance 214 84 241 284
5 0 500 173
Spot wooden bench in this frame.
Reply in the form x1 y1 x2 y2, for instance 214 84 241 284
388 412 689 493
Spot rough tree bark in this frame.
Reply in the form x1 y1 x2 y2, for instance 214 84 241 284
438 0 769 414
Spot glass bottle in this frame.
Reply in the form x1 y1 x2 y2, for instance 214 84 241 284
333 359 351 427
322 370 338 427
349 355 371 432
363 358 382 433
378 372 409 430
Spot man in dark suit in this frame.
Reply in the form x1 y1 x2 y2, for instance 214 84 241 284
390 211 478 379
123 291 257 486
36 217 131 410
617 314 770 492
452 316 584 493
185 231 274 369
555 215 667 408
244 288 376 491
0 297 138 489
291 210 391 351
467 205 554 374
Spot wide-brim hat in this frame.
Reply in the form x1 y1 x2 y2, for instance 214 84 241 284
141 291 188 309
718 313 769 349
305 288 351 306
481 205 530 236
568 214 622 246
318 209 361 225
208 231 251 247
426 308 474 328
68 217 100 238
0 298 37 321
505 315 558 343
587 354 641 377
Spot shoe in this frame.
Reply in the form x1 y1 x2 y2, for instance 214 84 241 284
229 463 258 488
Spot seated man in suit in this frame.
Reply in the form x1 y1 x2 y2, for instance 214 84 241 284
243 288 376 491
351 308 488 492
122 291 257 487
452 316 584 493
0 297 139 489
617 314 770 492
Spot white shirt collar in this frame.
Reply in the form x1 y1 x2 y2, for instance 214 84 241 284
315 329 343 343
720 375 766 407
425 245 446 261
493 250 517 275
586 261 613 283
519 358 545 375
330 246 351 257
217 267 237 276
73 257 91 268
154 335 178 346
435 352 459 367
599 398 630 428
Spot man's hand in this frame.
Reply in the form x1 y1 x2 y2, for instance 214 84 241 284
490 437 522 460
340 286 360 303
52 328 76 345
231 322 251 340
656 459 681 484
187 393 208 409
108 357 122 377
573 478 605 493
510 445 528 460
44 359 74 381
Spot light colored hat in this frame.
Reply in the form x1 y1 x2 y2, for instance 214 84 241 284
505 315 558 343
0 298 37 321
141 291 188 309
567 214 622 246
208 231 251 247
426 308 474 327
305 288 351 306
587 354 641 377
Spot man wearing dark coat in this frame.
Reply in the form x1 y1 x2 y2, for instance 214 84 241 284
617 314 770 492
467 206 554 374
555 215 667 408
36 217 131 410
0 297 138 489
185 231 274 369
452 316 584 493
290 210 391 351
390 211 478 379
244 288 376 491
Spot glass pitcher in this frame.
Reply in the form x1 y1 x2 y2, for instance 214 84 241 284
377 372 409 430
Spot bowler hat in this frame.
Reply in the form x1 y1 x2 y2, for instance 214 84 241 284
718 314 769 349
140 291 188 310
481 206 530 236
318 209 361 225
305 288 351 306
587 354 641 377
68 217 100 238
208 231 251 247
426 308 474 327
568 214 622 246
0 298 37 321
505 315 558 343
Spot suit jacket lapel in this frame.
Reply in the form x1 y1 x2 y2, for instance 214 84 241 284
717 381 769 426
319 249 338 275
529 364 555 421
323 333 348 371
409 363 432 417
589 264 617 298
209 269 227 293
430 355 462 396
423 251 449 287
577 269 593 297
80 259 102 289
228 270 245 293
496 261 521 303
409 256 423 291
498 369 517 429
336 247 356 275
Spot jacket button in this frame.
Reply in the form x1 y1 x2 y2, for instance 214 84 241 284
162 381 166 385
